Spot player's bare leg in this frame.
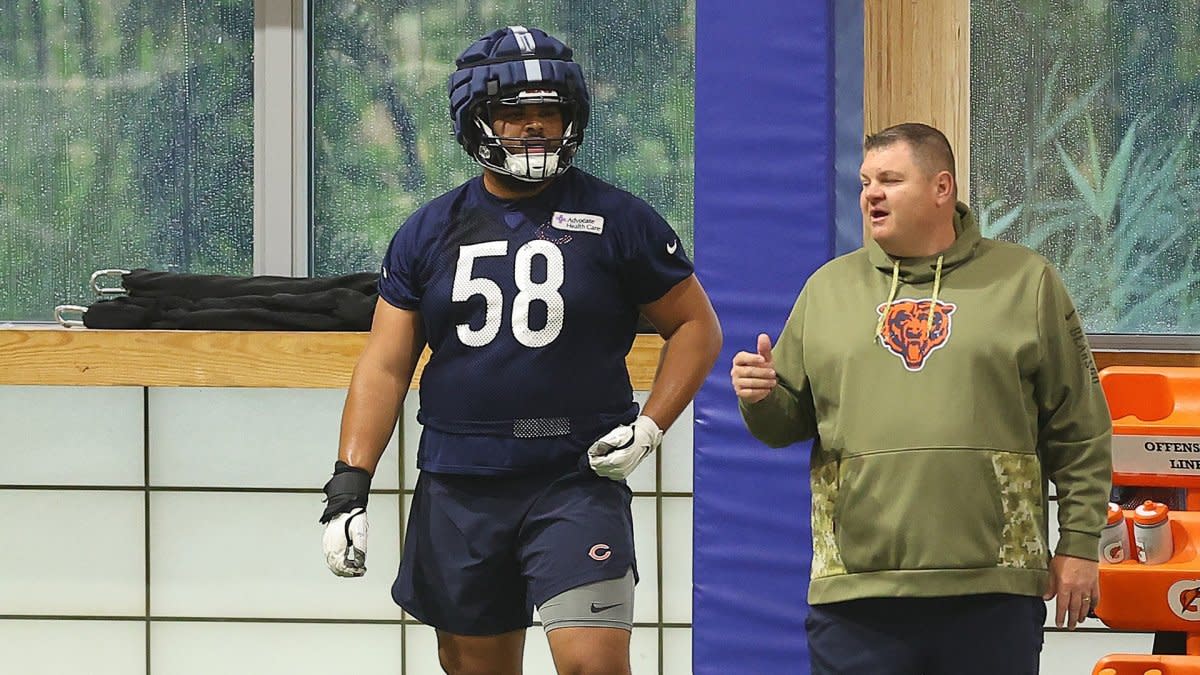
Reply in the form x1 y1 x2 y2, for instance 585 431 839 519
547 626 632 675
436 629 525 675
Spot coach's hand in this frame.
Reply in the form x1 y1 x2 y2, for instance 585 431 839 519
320 461 372 577
588 415 663 480
730 333 777 404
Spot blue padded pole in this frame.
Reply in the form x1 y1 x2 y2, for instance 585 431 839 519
693 1 839 672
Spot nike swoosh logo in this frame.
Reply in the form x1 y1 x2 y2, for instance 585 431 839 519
1065 309 1076 321
590 602 622 613
666 240 678 254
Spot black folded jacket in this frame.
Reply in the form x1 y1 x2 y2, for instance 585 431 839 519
81 272 379 330
117 269 379 299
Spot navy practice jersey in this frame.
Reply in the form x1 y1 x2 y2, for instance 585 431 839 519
379 167 693 475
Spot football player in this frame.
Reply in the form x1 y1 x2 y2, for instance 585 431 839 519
320 25 721 675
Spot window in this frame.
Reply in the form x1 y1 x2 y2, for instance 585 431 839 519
971 0 1200 334
310 2 696 276
0 3 694 323
0 0 254 321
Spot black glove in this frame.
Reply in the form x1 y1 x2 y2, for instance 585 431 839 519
320 461 372 577
319 460 371 523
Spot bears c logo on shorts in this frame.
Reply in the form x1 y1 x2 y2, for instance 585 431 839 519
589 544 612 561
877 298 957 371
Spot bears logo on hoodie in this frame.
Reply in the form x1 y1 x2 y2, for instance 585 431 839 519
876 298 956 371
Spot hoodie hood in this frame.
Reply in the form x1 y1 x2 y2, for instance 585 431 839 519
866 201 980 283
869 202 979 339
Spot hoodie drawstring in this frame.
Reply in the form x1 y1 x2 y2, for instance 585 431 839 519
874 261 901 339
874 255 945 340
926 255 944 335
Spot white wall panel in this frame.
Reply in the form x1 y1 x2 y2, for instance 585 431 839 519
1042 630 1153 674
393 626 438 674
0 386 143 486
663 627 692 675
150 622 402 675
660 402 694 494
0 490 144 615
633 496 660 623
4 382 690 674
630 626 660 673
661 497 692 623
401 396 419 491
150 492 402 619
148 388 400 490
0 620 144 675
1048 499 1060 553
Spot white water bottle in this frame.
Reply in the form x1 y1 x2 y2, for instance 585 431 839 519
1098 502 1130 563
1133 500 1173 565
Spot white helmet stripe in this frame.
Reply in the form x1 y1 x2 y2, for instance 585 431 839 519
524 59 543 81
508 25 537 53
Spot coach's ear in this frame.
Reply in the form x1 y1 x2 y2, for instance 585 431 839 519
933 169 955 206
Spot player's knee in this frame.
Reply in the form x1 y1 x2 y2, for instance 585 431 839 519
436 630 524 675
435 645 459 675
436 646 493 675
552 658 631 675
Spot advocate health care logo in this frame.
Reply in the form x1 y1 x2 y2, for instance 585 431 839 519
1168 579 1200 620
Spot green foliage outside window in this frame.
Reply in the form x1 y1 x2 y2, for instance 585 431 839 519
0 0 253 321
310 0 696 276
0 1 693 322
972 0 1200 333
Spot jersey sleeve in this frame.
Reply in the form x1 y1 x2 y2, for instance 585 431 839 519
617 199 695 305
377 215 423 310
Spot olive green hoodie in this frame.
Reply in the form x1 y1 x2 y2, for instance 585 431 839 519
740 203 1112 604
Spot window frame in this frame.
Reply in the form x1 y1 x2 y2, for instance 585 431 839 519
252 0 309 277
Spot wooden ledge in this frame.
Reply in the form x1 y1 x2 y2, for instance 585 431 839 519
0 327 666 389
1094 352 1200 370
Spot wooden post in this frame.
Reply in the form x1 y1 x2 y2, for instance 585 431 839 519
863 0 971 199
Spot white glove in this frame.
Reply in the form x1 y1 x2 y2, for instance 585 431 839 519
588 415 664 480
322 507 368 577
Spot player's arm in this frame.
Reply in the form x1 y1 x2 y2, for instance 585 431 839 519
321 298 425 577
637 274 722 430
587 274 721 480
338 298 426 474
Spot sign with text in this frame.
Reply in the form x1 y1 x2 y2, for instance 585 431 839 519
1113 435 1200 476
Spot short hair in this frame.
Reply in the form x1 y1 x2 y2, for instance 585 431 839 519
864 123 956 180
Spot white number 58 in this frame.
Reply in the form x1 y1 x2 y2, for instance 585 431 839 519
452 240 565 348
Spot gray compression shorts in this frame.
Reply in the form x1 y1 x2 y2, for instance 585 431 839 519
538 568 635 632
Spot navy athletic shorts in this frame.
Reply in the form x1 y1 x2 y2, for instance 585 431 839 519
392 461 638 636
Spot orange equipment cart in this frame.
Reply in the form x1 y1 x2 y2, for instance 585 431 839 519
1092 366 1200 675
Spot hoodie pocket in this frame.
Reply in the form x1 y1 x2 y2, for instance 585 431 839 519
834 448 1011 573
